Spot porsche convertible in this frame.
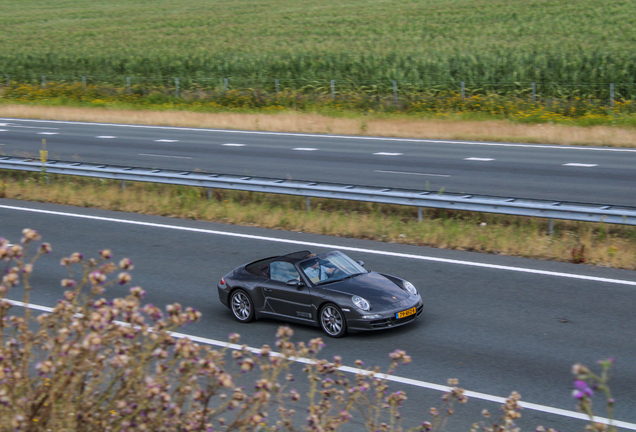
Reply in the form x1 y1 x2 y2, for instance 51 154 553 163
217 250 423 337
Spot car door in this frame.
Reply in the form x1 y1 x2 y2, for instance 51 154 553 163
260 261 314 320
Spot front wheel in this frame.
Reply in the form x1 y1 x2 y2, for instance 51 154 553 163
319 304 347 338
230 289 255 323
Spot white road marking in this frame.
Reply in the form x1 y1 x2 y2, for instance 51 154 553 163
222 143 245 147
464 157 494 161
563 163 598 167
0 130 7 132
138 153 192 159
293 148 318 151
1 203 635 288
5 117 636 153
37 132 58 135
0 143 5 146
154 139 179 143
0 124 58 130
375 170 451 178
373 152 402 156
96 136 117 139
5 297 636 429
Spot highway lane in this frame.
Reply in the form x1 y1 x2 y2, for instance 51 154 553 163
2 198 636 430
1 117 636 206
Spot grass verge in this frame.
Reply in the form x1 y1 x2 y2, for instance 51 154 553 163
2 103 636 148
2 171 634 270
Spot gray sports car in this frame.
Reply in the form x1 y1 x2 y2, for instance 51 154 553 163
217 250 423 337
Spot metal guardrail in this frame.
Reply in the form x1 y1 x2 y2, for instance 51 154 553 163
1 156 635 225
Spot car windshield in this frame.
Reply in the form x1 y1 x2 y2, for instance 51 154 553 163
299 251 366 285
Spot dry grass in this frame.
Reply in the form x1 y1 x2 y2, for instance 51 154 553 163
3 173 635 269
1 104 636 147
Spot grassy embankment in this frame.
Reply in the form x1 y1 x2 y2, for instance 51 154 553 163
2 171 635 270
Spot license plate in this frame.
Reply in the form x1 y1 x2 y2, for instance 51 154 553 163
396 307 416 319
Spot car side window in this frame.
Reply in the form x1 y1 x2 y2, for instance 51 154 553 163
269 261 300 283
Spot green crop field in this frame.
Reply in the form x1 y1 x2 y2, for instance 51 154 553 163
1 0 635 88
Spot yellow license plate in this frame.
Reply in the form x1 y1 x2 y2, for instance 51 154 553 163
396 307 416 319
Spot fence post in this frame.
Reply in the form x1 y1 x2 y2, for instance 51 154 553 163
393 80 398 107
461 81 465 100
5 75 9 86
610 83 615 107
275 78 279 96
331 80 335 100
81 76 86 88
224 78 228 91
175 77 179 98
126 76 131 94
41 75 46 89
532 82 536 103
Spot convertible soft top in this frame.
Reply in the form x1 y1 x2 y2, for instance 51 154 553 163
245 250 312 277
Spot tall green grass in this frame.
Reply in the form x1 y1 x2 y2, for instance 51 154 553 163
2 1 636 86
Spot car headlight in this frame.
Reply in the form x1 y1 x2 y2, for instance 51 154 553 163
352 295 371 311
404 281 418 296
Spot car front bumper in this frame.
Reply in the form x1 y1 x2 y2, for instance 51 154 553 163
346 299 423 331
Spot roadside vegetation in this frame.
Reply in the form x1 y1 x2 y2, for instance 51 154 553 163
2 171 634 270
0 230 620 431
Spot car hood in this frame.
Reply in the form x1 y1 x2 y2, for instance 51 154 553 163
322 272 412 311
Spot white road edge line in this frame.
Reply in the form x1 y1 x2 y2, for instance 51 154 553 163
374 170 451 178
5 117 636 153
1 204 635 289
138 153 192 159
5 298 635 429
563 163 598 167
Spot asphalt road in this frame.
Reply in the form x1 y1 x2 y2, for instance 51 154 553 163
2 199 635 430
1 117 636 206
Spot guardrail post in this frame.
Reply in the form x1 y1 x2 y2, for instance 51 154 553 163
5 75 9 86
461 81 465 100
275 79 279 96
532 82 536 103
610 83 615 107
81 76 86 88
126 76 131 94
305 196 310 212
175 77 179 98
224 78 228 91
121 180 126 191
548 218 554 235
393 80 398 107
207 188 212 200
418 207 422 223
331 80 335 100
41 75 46 89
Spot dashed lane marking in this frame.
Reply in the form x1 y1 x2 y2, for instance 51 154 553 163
154 139 179 143
37 132 58 135
96 136 117 139
374 170 451 177
293 148 318 151
222 143 246 147
138 153 192 159
373 152 402 156
464 157 495 161
563 163 598 167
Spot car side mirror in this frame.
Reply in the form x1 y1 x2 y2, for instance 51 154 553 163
356 260 365 267
286 279 304 288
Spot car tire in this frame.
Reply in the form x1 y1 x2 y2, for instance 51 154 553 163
230 289 255 323
319 303 347 338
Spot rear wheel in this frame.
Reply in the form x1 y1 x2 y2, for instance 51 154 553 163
230 289 255 323
319 304 347 338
